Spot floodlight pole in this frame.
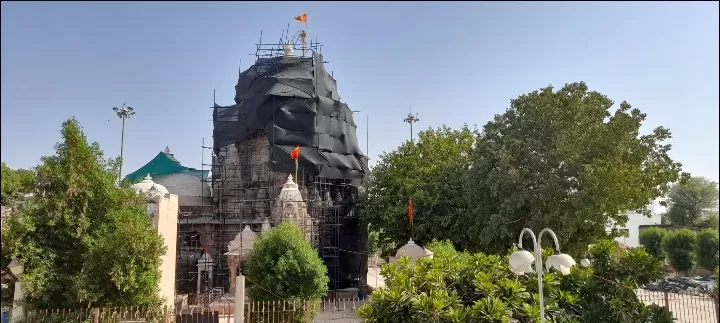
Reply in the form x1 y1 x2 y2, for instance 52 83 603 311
403 106 419 142
113 103 135 183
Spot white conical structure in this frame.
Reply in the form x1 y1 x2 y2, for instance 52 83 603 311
272 175 312 242
391 239 433 264
226 225 258 258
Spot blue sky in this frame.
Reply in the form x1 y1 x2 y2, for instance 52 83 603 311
2 1 718 181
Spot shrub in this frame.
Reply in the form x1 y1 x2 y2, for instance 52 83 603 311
695 229 719 270
357 239 669 322
243 222 327 322
639 227 668 261
662 228 697 273
245 222 328 301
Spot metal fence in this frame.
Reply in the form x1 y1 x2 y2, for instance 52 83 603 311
25 307 168 323
25 292 717 323
636 289 719 323
23 298 367 323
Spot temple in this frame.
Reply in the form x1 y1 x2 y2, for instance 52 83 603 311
125 34 369 308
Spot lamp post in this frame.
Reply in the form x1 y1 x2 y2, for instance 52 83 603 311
7 258 24 323
403 108 420 143
508 228 576 323
113 103 135 183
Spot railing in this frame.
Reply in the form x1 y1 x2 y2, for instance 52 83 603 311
636 289 719 323
196 287 225 309
244 298 367 323
25 307 170 323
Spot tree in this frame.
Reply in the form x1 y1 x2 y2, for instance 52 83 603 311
639 227 668 261
662 176 719 227
465 82 684 254
662 228 697 273
695 229 719 270
359 125 477 251
1 163 36 205
244 221 328 301
0 118 165 309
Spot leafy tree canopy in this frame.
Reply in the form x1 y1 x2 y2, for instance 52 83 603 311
359 125 477 252
362 82 684 255
1 162 36 205
0 118 165 309
661 176 719 227
243 221 329 302
466 82 683 254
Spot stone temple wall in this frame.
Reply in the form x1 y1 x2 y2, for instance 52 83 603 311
176 130 364 295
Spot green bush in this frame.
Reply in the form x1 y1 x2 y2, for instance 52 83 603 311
696 229 719 270
662 228 697 273
639 227 668 261
357 239 670 322
243 222 328 322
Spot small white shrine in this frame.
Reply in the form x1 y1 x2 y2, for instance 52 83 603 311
391 239 433 264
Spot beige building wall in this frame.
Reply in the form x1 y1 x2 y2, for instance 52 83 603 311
153 194 179 310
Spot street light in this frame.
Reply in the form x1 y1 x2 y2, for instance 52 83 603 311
7 258 24 323
403 109 420 143
509 228 576 323
113 103 135 183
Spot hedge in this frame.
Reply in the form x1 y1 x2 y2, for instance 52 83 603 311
639 227 667 261
695 229 719 270
662 228 697 273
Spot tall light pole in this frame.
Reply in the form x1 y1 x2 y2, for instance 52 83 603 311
113 104 135 183
403 106 419 142
509 228 577 323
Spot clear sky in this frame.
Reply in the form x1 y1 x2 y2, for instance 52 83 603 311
2 1 718 181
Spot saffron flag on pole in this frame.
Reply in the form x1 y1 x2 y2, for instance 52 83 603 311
408 199 413 225
295 13 308 22
290 146 300 159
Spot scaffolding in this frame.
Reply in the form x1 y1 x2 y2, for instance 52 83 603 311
174 33 365 303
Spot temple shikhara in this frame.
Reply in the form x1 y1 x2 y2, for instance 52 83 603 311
125 27 369 307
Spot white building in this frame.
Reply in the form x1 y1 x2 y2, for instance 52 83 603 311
610 202 664 247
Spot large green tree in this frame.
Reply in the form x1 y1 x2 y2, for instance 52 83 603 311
0 118 165 309
465 82 683 254
661 176 719 227
1 163 36 205
359 125 477 251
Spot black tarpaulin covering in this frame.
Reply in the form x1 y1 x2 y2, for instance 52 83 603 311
213 53 368 183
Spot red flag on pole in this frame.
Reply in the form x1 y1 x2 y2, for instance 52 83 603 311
408 199 413 225
294 13 308 22
290 146 300 159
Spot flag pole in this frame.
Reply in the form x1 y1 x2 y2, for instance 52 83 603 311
409 198 414 240
295 158 299 183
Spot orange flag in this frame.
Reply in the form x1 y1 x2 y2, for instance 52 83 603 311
408 199 413 225
295 13 308 23
290 146 300 159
